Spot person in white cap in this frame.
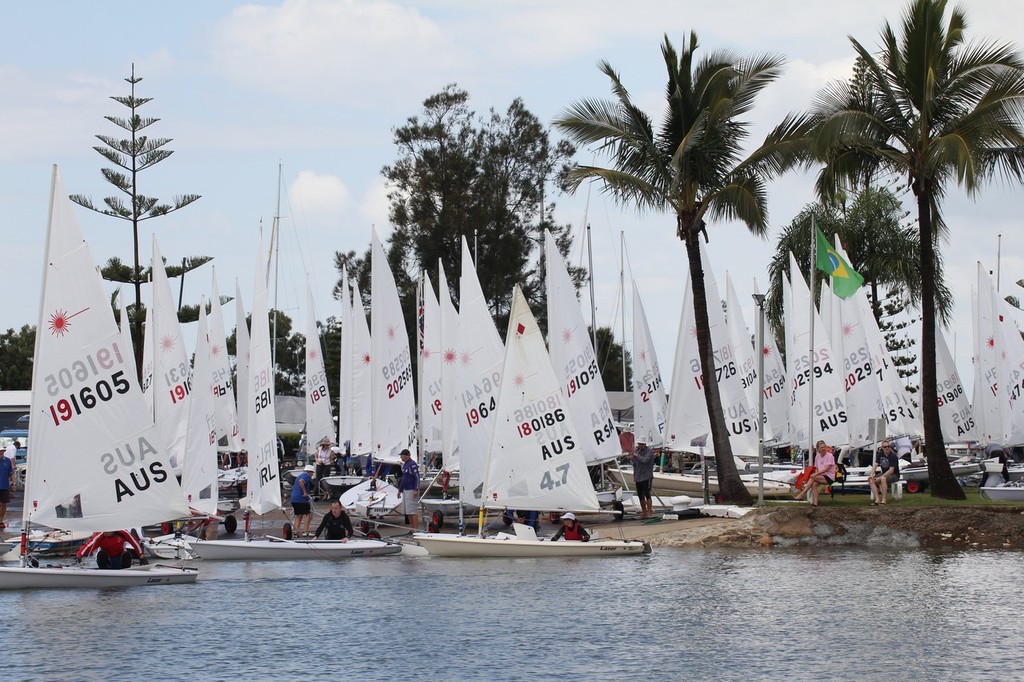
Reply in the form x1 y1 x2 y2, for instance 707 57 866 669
550 512 590 542
290 464 316 536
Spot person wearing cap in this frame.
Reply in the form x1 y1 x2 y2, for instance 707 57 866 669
397 449 420 531
3 439 17 492
868 441 899 505
0 449 13 529
629 441 655 519
290 464 316 536
550 512 590 542
314 436 335 494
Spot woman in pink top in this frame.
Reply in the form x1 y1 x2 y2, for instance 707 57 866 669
793 440 837 506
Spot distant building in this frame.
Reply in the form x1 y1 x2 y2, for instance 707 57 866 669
0 390 30 431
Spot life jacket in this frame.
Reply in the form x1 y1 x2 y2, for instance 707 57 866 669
562 522 585 541
794 466 816 489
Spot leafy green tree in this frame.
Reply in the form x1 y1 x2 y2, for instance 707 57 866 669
0 325 35 390
810 0 1024 498
69 65 207 376
593 326 631 392
555 33 812 504
340 86 582 332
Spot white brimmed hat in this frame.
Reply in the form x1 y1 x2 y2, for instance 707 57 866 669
304 464 316 473
561 512 576 521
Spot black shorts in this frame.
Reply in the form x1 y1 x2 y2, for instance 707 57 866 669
635 479 652 499
0 489 9 504
292 502 311 515
822 476 833 485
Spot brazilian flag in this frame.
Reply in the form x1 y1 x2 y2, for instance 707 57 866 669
815 227 863 299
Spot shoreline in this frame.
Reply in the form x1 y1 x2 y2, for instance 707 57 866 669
619 505 1024 550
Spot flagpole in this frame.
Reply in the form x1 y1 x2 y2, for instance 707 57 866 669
807 216 817 466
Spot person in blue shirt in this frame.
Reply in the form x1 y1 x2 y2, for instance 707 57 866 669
0 453 13 529
398 449 420 531
290 465 315 536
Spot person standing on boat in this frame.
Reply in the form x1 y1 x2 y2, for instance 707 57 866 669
313 500 354 541
291 465 315 536
397 449 420 531
314 437 335 495
793 440 836 506
629 441 656 519
76 530 145 569
550 512 590 542
0 452 13 529
3 440 17 492
868 441 900 505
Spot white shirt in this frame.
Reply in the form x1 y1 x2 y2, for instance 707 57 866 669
3 444 15 462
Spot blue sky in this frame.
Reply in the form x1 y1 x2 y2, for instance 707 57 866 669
3 0 1022 390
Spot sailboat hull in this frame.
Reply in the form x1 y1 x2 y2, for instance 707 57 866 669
0 564 198 589
412 533 649 558
618 469 793 499
188 538 401 561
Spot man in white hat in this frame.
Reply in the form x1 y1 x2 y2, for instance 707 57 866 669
290 464 316 536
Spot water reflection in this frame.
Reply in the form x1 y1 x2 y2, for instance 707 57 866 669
1 547 1020 680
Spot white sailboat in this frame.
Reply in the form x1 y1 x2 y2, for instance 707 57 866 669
631 282 668 446
544 230 619 464
181 302 220 518
438 261 460 474
972 265 1003 444
935 325 976 443
418 272 443 458
370 229 417 465
150 236 193 473
413 286 648 558
208 267 241 452
0 166 197 588
186 244 398 561
752 277 789 443
819 283 877 447
349 279 374 458
304 281 335 450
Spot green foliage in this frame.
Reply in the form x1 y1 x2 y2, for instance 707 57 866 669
337 85 582 336
0 325 35 390
593 326 631 392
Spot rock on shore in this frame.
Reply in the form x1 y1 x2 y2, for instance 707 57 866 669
643 506 1024 550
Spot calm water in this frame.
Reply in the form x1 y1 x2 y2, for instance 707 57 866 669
1 546 1020 681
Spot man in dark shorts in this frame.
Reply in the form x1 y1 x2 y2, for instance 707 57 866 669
0 452 13 529
630 441 655 519
290 464 315 536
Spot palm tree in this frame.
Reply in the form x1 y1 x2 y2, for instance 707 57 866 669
554 33 812 504
812 0 1024 499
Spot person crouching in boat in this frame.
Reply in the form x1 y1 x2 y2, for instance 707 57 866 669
550 512 590 542
313 500 354 541
76 530 146 569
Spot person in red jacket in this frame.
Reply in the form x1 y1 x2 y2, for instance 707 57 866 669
550 512 590 542
76 530 145 569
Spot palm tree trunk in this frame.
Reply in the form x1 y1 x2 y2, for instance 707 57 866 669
684 227 753 505
917 191 965 499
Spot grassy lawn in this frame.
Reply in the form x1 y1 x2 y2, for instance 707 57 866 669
768 486 1021 509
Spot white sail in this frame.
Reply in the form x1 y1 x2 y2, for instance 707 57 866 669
935 325 976 442
304 282 335 451
753 278 788 442
234 279 251 450
208 267 241 451
993 289 1024 444
785 252 849 447
350 281 373 455
438 261 460 471
182 302 219 517
819 284 877 447
725 275 770 442
972 265 1003 443
834 237 919 437
664 248 758 454
337 268 353 447
140 301 154 416
455 237 504 505
544 230 618 464
370 229 417 464
150 236 192 473
245 238 282 514
115 287 140 385
418 272 443 457
632 282 667 446
25 167 189 531
484 286 600 512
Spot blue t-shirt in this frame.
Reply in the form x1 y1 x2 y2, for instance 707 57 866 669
0 457 12 490
290 472 312 503
400 459 419 491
